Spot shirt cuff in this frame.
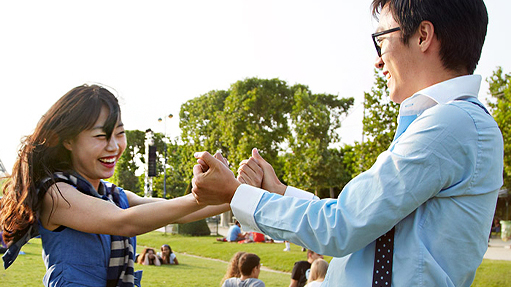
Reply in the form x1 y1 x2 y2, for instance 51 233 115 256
284 186 320 201
230 184 266 233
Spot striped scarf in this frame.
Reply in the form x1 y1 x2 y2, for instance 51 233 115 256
2 171 141 287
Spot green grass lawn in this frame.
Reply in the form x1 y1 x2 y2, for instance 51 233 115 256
136 232 334 273
1 231 510 286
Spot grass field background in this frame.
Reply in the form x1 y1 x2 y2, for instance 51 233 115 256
1 231 510 286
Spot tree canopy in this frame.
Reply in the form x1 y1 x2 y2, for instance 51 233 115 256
487 67 511 191
110 130 146 193
348 69 399 175
178 77 354 194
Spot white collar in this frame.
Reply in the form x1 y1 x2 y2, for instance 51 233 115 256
399 75 482 116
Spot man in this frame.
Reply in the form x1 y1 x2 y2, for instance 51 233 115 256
226 220 246 242
222 253 265 287
192 0 503 285
290 250 323 287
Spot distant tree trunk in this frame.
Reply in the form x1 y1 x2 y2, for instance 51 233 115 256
329 187 335 198
221 211 231 227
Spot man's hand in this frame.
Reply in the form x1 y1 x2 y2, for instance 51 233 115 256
237 155 264 187
192 151 241 205
238 148 287 195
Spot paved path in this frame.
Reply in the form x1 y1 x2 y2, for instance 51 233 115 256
485 237 511 261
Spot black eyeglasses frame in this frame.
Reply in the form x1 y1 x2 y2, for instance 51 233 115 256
371 27 401 57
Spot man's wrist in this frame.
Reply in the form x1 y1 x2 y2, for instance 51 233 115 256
226 180 242 203
275 184 287 196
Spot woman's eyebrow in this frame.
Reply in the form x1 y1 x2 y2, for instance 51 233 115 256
91 122 124 131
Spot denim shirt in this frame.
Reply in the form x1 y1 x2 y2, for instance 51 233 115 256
39 183 136 287
231 75 504 286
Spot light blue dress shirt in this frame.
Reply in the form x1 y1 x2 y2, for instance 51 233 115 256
231 75 504 286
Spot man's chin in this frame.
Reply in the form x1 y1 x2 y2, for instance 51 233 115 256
389 89 406 104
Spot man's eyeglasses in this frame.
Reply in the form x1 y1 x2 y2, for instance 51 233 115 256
371 27 401 57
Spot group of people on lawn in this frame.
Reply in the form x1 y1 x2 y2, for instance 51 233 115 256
221 248 328 287
135 244 178 266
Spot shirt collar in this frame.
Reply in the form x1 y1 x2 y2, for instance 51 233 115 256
399 74 482 116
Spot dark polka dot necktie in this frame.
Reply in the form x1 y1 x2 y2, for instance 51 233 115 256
372 227 395 287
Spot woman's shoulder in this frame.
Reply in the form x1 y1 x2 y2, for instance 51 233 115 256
222 277 236 287
305 281 322 287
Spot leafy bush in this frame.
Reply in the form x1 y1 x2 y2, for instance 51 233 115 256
178 219 211 236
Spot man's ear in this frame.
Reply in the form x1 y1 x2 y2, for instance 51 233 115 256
417 20 435 53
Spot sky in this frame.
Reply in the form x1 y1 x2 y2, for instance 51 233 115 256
1 0 510 172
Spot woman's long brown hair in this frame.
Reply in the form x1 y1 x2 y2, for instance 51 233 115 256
0 84 120 245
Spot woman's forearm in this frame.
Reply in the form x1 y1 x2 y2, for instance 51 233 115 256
174 203 231 224
153 256 161 266
118 194 206 236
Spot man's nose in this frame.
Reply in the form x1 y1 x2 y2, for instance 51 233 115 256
374 55 384 69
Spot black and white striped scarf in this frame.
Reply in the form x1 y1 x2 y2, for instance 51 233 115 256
2 171 141 287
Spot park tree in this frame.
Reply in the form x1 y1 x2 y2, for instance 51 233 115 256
178 77 354 191
313 147 355 198
219 78 295 175
179 90 230 180
109 129 175 197
283 86 354 194
354 69 399 174
110 130 146 193
115 78 355 199
487 67 511 191
152 140 192 198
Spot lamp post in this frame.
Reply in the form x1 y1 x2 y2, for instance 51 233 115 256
144 129 155 198
158 114 173 199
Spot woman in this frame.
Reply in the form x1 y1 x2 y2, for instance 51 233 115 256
137 248 161 266
304 259 328 287
159 244 178 265
220 251 246 286
0 84 229 286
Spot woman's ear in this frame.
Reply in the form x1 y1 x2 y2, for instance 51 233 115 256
63 139 73 151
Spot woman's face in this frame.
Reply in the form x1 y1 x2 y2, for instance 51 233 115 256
161 246 170 255
64 106 126 189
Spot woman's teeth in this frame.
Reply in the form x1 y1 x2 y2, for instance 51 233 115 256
99 158 115 163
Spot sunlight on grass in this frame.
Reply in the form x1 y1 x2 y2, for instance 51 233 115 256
1 232 510 286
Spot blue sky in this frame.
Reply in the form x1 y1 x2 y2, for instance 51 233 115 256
1 0 509 171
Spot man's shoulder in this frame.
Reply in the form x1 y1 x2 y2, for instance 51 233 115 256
427 97 490 120
293 260 310 269
223 277 239 286
243 278 265 287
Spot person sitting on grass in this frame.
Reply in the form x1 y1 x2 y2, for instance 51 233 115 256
304 259 329 287
290 250 323 287
222 253 265 287
137 247 161 266
221 251 247 286
217 220 248 242
159 244 179 265
228 220 248 242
